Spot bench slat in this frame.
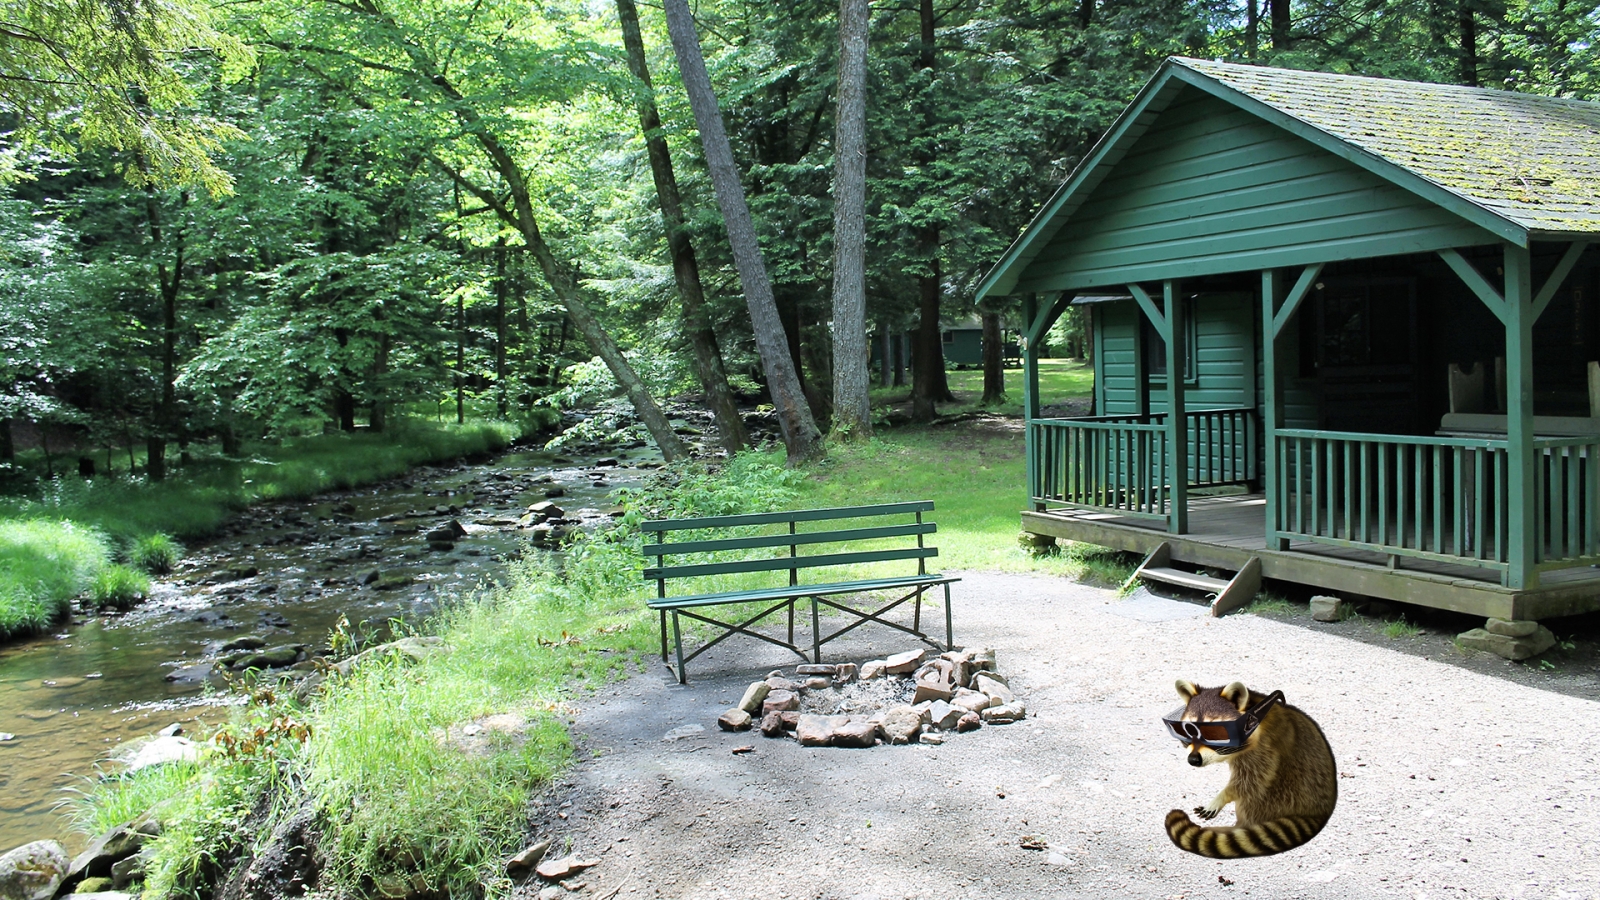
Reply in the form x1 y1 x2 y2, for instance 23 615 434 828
641 522 937 557
640 500 934 532
648 574 958 609
644 546 937 580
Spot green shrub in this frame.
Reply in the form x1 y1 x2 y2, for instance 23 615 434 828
0 519 110 636
129 533 183 574
89 564 150 611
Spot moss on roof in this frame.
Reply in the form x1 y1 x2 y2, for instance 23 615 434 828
1178 58 1600 234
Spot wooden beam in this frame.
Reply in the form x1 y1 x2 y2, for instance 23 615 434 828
1165 280 1188 535
1503 244 1538 589
1127 282 1167 333
1269 262 1324 339
1022 294 1041 507
1532 241 1589 323
1261 269 1289 551
1439 248 1508 324
1027 291 1073 345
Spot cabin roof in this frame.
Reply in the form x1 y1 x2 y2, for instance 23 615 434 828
977 58 1600 301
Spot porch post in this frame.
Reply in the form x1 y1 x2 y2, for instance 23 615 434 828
1504 245 1538 588
1022 293 1041 509
1165 280 1188 534
1260 269 1289 550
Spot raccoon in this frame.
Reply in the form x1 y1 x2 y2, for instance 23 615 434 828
1164 679 1337 858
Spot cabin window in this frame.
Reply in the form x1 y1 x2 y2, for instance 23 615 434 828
1298 278 1416 377
1141 310 1197 382
942 331 954 344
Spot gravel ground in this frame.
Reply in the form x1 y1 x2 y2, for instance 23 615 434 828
513 571 1600 900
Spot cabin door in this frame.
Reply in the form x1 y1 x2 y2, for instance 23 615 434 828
1300 277 1419 433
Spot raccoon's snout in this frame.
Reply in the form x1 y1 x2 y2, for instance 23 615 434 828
1187 749 1204 767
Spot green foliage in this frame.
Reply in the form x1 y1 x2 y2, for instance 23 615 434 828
0 519 109 637
89 564 150 611
63 761 201 839
1247 593 1298 616
129 533 184 575
1382 616 1423 639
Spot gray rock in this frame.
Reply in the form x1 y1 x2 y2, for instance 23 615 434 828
926 700 963 731
765 676 800 693
796 664 837 676
951 688 993 714
913 677 954 704
1485 617 1540 638
759 712 786 737
859 660 888 680
0 840 68 900
884 649 926 674
1457 626 1557 660
804 676 833 691
982 702 1027 724
717 708 752 731
796 715 847 747
67 893 134 900
332 637 444 677
974 673 1015 705
832 663 858 684
1310 595 1353 622
113 735 200 774
879 706 922 745
919 732 946 745
506 839 552 877
738 681 771 714
66 825 146 881
967 646 997 674
162 662 213 684
956 712 982 732
72 877 114 893
218 636 267 653
109 849 151 889
225 644 305 671
832 719 880 748
156 723 182 738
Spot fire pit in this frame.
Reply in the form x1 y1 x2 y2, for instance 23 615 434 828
715 647 1026 747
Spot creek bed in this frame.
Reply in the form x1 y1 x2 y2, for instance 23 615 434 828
0 446 652 852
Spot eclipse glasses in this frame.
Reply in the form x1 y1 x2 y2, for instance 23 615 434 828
1161 690 1285 749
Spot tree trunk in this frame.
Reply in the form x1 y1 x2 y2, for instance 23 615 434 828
617 0 748 456
1459 3 1479 86
371 332 390 432
1078 0 1093 28
662 0 822 464
0 418 11 464
495 237 508 419
909 0 953 421
142 185 186 482
455 289 466 425
830 0 872 440
980 311 1005 405
1246 0 1258 58
334 327 356 431
878 329 891 387
1270 0 1291 50
892 333 905 387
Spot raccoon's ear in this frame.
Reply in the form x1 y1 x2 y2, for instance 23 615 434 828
1220 681 1251 712
1175 679 1200 700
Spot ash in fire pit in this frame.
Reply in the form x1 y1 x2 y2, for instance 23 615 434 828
715 647 1025 748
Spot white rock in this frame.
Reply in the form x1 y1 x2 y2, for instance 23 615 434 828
113 735 200 773
0 840 69 900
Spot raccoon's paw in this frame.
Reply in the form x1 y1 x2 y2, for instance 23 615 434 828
1194 804 1222 820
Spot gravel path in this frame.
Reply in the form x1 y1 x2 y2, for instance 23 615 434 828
514 572 1600 900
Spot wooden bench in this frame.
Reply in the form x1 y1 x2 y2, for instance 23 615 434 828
641 501 959 683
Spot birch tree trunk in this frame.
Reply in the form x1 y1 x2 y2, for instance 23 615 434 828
616 0 748 456
830 0 872 439
662 0 823 464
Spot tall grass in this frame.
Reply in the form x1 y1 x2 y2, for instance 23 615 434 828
0 519 109 635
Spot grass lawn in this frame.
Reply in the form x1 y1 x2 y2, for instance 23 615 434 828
873 357 1094 418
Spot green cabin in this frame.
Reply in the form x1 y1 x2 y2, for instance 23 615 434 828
977 58 1600 628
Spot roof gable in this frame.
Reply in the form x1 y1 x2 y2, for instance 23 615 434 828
978 59 1600 300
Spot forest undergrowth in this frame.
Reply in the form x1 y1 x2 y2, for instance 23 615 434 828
69 421 1132 899
0 419 521 639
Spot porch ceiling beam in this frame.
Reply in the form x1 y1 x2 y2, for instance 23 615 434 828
1532 241 1590 323
1026 291 1073 344
1269 262 1325 339
1438 248 1507 324
1126 283 1167 333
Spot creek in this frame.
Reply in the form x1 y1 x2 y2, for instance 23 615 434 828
0 445 652 852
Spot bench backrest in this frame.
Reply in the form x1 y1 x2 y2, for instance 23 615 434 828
641 501 937 597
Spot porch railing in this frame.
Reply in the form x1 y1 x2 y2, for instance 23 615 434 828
1271 430 1508 571
1531 435 1600 570
1029 407 1258 520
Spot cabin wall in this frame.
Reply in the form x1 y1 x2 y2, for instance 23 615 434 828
1015 88 1497 294
1093 294 1260 414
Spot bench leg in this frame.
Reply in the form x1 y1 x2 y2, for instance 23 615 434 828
787 599 795 647
811 596 822 664
672 610 687 684
944 581 954 650
913 585 924 635
659 609 669 662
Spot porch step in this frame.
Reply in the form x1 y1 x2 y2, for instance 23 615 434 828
1139 566 1230 593
1123 542 1262 617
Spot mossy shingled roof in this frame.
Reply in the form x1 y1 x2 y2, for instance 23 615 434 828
1178 58 1600 234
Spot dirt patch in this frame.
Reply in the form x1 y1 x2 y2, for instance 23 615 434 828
507 572 1600 899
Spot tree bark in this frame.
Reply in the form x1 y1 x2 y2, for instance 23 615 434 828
662 0 822 464
0 418 12 463
495 237 508 419
1270 0 1291 50
616 0 748 456
909 0 953 422
1459 2 1479 86
980 310 1006 405
1078 0 1093 28
830 0 872 439
1246 0 1258 58
142 185 186 482
455 286 466 424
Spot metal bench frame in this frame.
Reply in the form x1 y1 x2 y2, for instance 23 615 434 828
642 501 959 683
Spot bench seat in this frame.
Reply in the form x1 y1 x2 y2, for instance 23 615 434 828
646 573 956 610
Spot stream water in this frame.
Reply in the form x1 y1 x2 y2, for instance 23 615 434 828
0 445 653 852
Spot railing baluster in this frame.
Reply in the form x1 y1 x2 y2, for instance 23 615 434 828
1567 446 1580 561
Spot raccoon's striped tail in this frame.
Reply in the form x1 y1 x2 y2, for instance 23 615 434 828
1164 809 1327 858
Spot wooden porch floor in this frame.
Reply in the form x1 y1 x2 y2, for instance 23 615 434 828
1022 493 1600 621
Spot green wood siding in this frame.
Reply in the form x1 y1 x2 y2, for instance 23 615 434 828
1096 294 1255 414
1016 89 1496 294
